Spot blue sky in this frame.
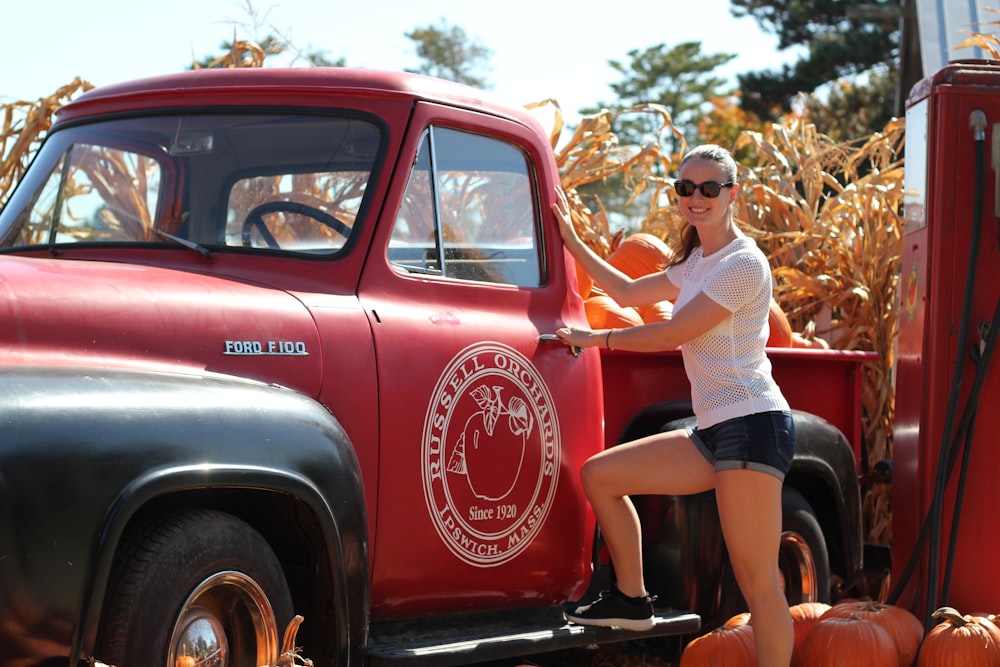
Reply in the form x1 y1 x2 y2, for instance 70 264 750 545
4 0 804 122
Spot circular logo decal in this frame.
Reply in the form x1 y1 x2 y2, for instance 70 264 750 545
422 342 560 567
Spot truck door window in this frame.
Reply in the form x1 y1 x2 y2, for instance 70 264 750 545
388 126 542 287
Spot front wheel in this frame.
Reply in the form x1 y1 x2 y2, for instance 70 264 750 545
96 509 294 667
780 487 831 604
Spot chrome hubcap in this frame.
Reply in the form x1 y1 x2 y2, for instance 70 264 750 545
167 571 278 667
779 531 818 602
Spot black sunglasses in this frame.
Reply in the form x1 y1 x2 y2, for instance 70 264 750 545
674 179 735 198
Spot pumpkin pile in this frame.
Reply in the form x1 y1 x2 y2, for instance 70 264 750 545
803 601 922 667
576 232 675 329
682 601 1000 667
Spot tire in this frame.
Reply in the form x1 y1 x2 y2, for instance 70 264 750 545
96 508 294 667
780 487 831 604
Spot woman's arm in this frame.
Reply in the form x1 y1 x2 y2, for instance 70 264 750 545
556 292 731 352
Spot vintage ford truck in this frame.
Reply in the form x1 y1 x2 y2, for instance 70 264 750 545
0 68 872 666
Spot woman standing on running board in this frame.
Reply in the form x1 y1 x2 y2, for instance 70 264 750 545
552 144 795 667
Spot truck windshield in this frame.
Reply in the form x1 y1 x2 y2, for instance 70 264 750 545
0 113 382 256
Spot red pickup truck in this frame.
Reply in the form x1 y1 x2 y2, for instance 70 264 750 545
0 68 872 667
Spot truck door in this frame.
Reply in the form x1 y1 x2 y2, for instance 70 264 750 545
357 102 603 617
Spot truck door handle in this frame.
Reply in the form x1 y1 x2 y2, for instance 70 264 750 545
538 333 582 357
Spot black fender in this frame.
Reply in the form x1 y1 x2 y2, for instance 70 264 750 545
0 366 368 666
783 410 864 589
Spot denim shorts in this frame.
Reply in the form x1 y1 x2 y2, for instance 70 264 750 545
687 411 795 481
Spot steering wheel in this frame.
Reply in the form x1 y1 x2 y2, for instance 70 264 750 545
241 200 351 249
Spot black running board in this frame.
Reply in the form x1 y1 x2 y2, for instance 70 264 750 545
366 605 701 666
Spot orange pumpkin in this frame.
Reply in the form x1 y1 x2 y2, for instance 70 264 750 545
175 657 197 667
723 611 752 628
970 611 999 624
680 622 756 667
790 321 830 349
573 259 594 298
792 333 830 348
607 232 674 279
918 606 1000 666
637 300 674 323
821 601 922 667
799 615 897 667
789 602 831 667
767 299 794 348
584 293 643 330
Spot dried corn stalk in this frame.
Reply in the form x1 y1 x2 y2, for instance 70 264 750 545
194 35 277 69
526 100 679 259
955 7 1000 59
733 116 905 469
0 38 269 208
0 78 93 208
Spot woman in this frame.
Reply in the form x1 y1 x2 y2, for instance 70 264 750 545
553 144 795 667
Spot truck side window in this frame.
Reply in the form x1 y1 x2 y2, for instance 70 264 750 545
389 126 542 287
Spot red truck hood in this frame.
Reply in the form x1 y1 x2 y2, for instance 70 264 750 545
0 255 322 395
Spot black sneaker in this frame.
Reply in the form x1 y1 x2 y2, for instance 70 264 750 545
564 588 656 631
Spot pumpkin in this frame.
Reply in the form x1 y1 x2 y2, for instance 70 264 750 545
821 601 922 667
767 299 794 348
680 622 756 667
799 615 897 667
970 611 999 624
573 259 594 299
789 602 831 667
175 657 197 667
638 299 674 323
917 606 1000 666
790 320 831 349
723 611 752 628
583 293 643 330
607 232 674 279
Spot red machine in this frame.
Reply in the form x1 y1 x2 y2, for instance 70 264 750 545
893 60 1000 623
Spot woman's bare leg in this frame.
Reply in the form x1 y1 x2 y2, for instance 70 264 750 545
715 469 793 667
579 429 715 598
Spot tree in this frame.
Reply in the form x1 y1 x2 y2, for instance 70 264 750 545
575 42 735 231
731 0 899 128
405 20 493 89
592 42 736 155
697 92 767 160
801 66 897 143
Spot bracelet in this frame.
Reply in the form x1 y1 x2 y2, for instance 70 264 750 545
605 329 614 350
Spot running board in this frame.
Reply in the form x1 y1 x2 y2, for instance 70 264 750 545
366 605 701 666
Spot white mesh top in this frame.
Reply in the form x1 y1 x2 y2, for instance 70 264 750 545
666 236 790 428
